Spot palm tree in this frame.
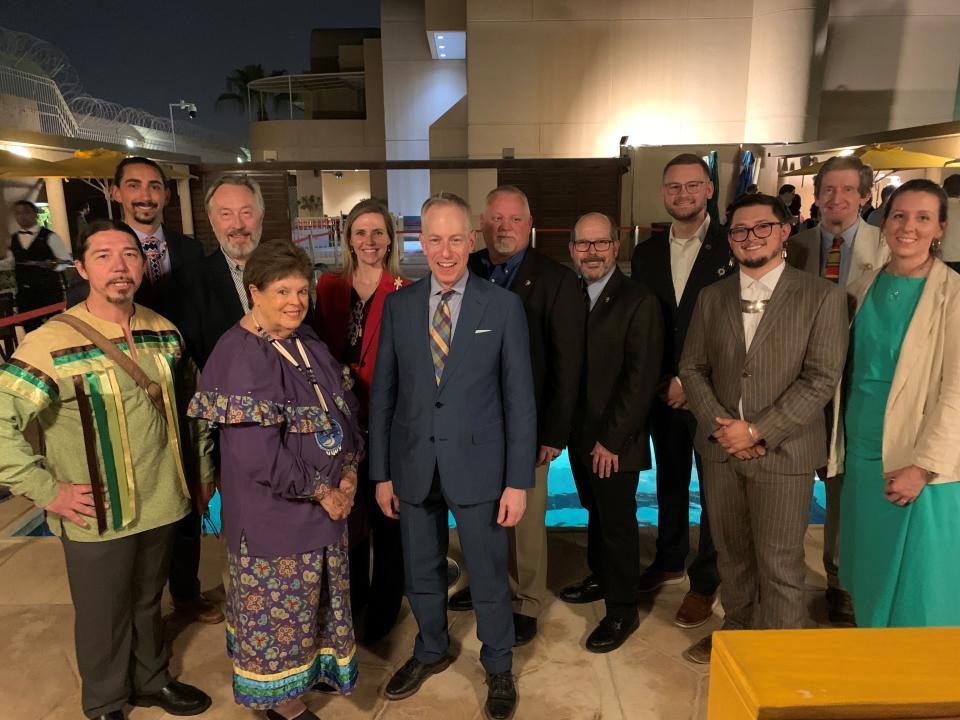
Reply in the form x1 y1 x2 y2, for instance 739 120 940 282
215 64 288 121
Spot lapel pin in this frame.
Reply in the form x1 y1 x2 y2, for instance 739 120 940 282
394 277 403 289
604 297 610 303
718 268 726 277
524 279 532 287
705 244 712 250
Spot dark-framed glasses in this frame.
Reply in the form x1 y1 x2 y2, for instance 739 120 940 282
663 181 706 195
572 239 613 253
728 222 783 243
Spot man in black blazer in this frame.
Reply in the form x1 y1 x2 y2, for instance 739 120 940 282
453 185 585 645
371 193 535 720
562 212 663 652
66 157 204 313
630 153 735 630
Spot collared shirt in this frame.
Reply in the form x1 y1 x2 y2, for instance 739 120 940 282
739 260 786 418
478 247 527 289
819 219 859 287
429 271 469 341
669 215 710 304
584 266 616 311
134 226 171 278
222 248 250 313
943 198 960 263
15 224 72 260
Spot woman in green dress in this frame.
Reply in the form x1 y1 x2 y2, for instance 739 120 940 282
837 178 960 627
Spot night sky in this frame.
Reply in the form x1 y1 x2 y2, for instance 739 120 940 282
0 1 380 146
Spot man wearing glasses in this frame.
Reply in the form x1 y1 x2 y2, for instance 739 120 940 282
678 194 847 663
563 213 662 652
628 154 732 631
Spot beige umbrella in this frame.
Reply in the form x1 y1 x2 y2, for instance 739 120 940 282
0 149 62 177
784 144 960 176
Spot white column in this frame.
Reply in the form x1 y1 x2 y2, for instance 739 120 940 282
177 179 195 236
43 178 70 250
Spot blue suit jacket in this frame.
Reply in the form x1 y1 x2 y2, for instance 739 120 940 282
369 271 537 505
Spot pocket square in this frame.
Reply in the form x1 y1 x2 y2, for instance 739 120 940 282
475 328 492 334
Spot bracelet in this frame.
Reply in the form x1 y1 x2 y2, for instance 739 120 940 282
747 424 757 441
313 484 332 502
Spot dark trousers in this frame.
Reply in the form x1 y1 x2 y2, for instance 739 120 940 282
61 523 175 718
399 469 513 674
569 448 641 620
350 460 405 639
650 402 720 595
168 508 201 601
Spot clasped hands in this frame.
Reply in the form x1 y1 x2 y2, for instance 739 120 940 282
713 417 766 460
883 465 929 507
318 469 357 521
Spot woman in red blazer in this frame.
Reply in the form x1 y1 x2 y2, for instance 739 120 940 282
315 198 410 645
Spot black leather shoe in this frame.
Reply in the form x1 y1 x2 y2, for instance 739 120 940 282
484 672 517 720
132 680 211 716
92 712 124 720
512 613 537 646
826 587 857 626
585 614 639 653
559 575 604 604
383 655 453 700
449 585 473 611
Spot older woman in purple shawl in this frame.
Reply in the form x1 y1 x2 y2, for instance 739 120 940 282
189 241 362 720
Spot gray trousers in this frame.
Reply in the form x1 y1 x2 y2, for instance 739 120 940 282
822 473 843 590
61 523 175 718
702 461 813 630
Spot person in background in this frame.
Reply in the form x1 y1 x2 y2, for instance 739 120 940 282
10 199 71 330
829 178 960 628
866 184 896 228
942 173 960 272
314 198 410 645
190 241 363 720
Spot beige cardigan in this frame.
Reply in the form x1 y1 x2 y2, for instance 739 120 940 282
828 259 960 484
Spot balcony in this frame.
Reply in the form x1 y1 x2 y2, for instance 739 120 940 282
247 72 367 121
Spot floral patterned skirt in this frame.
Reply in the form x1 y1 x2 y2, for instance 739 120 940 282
225 532 357 709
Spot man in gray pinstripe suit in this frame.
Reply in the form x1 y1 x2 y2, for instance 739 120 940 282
678 193 848 664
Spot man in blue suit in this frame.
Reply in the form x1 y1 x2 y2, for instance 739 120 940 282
370 192 536 720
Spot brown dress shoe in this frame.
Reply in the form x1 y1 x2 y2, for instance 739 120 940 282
681 634 713 665
173 594 225 624
637 566 686 593
674 591 717 629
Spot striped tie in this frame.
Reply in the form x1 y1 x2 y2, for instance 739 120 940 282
824 235 843 282
429 290 455 385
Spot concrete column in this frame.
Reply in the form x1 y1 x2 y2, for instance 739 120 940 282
743 0 829 143
177 179 195 236
43 178 70 250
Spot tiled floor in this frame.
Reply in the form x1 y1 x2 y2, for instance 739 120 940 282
0 526 834 719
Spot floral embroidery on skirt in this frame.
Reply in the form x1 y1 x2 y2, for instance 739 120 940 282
225 532 357 708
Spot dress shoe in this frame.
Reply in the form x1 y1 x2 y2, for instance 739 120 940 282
173 594 225 624
559 575 604 604
132 680 212 715
682 634 713 665
265 709 319 720
825 587 856 626
92 712 124 720
512 613 537 646
484 671 518 720
674 591 717 629
448 585 473 611
637 566 686 593
585 614 639 653
383 655 453 700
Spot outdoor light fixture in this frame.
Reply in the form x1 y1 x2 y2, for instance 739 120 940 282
2 144 32 158
335 171 343 180
168 99 198 152
124 138 136 148
429 31 464 59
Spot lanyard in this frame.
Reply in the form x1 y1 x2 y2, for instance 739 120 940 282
270 336 330 413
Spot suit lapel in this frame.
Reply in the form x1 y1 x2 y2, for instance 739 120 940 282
721 275 745 350
887 262 943 406
679 223 732 312
745 264 799 363
438 275 487 392
588 267 623 331
510 248 537 302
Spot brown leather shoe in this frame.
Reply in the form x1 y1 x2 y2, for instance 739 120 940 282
637 566 686 593
173 594 225 625
681 634 713 665
674 591 717 629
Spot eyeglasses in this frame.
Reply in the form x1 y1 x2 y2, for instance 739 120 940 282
572 239 613 253
728 222 783 243
663 181 707 195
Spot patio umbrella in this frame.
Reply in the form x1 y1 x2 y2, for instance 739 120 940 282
0 149 61 177
784 144 960 176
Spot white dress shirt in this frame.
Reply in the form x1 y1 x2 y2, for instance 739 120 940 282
15 224 72 260
669 215 710 305
738 260 786 418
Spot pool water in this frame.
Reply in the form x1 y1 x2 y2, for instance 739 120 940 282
202 442 827 533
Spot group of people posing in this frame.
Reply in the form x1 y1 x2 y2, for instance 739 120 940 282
1 151 958 720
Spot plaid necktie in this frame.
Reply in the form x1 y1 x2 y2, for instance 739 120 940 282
141 236 166 285
824 235 842 283
429 290 455 385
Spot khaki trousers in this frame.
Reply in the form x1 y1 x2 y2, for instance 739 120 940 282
507 461 550 617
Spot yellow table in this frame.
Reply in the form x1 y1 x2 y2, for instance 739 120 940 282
709 628 960 719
